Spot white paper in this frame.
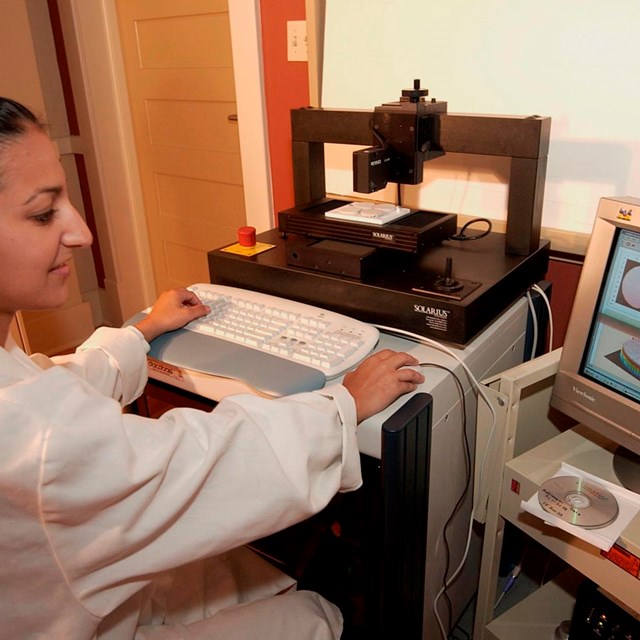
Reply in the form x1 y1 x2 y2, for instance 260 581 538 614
521 462 640 551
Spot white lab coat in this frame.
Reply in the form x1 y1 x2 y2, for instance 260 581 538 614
0 326 362 639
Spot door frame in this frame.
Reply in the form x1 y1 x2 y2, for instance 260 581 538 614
59 0 273 317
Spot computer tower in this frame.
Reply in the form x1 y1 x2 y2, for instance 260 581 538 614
248 292 544 638
570 579 640 639
250 393 433 639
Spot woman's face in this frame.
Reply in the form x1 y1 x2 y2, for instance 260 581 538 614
0 126 92 316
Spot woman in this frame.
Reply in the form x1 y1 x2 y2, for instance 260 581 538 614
0 97 424 639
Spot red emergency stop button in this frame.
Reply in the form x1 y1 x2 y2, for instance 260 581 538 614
237 226 256 247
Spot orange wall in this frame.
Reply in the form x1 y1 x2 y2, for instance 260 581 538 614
546 258 583 350
260 0 310 215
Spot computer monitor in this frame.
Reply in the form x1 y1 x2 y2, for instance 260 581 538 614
551 196 640 492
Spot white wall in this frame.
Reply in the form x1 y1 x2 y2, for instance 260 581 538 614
322 0 640 246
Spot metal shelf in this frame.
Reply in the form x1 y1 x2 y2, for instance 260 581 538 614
485 569 581 640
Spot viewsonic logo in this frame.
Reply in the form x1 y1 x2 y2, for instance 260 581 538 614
572 385 595 403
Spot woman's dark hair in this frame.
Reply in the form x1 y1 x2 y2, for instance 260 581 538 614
0 98 45 189
0 97 42 144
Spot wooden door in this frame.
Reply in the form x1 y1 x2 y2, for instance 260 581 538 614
114 0 246 293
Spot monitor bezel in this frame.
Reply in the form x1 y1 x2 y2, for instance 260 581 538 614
551 196 640 457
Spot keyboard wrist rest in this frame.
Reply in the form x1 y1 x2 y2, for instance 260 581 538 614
124 314 327 397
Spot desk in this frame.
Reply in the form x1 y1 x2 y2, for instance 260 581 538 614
473 353 640 639
138 296 533 638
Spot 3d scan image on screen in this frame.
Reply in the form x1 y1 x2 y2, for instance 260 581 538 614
581 227 640 403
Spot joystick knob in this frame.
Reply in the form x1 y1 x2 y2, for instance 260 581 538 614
433 257 464 292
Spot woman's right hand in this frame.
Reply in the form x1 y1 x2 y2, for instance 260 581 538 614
342 349 425 423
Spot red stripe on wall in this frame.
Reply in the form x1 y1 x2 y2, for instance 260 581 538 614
74 154 106 288
46 0 79 135
48 0 105 288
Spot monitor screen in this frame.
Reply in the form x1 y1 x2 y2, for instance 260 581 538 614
551 197 640 468
581 226 640 403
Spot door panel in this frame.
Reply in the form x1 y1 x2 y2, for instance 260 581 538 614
156 175 244 229
135 13 233 68
146 100 239 151
115 0 245 292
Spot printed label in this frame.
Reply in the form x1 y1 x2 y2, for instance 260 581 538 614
147 357 184 381
413 304 450 332
601 543 640 578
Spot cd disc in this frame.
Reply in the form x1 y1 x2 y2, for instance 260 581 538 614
538 475 619 529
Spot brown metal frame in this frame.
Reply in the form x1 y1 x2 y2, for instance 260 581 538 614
291 108 551 256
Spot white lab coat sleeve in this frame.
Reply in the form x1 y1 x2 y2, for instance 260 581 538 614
315 382 361 492
4 364 361 619
30 326 149 406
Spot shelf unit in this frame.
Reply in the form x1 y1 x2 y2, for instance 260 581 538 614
473 352 640 639
484 569 582 640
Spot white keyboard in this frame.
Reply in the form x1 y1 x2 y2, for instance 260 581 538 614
183 284 379 379
325 202 412 225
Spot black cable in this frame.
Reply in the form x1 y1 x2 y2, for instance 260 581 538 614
419 362 472 636
371 123 388 149
449 217 492 241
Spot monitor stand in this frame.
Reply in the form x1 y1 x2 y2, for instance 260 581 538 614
613 447 640 494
